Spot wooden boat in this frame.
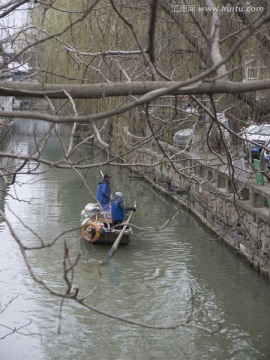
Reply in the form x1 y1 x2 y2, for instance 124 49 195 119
80 203 132 245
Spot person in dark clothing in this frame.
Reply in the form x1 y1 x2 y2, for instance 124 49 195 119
111 191 136 226
96 174 111 210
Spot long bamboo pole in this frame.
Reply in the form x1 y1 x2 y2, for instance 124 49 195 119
101 209 135 265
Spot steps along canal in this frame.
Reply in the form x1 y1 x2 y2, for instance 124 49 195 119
1 120 270 360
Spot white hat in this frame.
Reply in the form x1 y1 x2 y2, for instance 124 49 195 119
115 191 122 197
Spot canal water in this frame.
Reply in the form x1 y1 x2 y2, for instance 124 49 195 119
1 121 270 360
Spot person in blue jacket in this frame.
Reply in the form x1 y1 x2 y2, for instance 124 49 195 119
111 191 136 226
96 174 111 210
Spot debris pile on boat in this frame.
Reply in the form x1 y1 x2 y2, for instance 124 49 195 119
80 203 132 245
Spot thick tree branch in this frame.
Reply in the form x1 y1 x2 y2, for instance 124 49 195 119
1 78 270 99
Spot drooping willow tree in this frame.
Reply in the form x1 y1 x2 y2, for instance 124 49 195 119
21 0 269 156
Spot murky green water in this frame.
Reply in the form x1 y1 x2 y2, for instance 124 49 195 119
1 121 270 360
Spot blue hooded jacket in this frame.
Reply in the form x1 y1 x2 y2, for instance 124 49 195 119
96 180 111 209
111 197 125 222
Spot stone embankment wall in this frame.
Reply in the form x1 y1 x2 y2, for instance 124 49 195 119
112 127 270 280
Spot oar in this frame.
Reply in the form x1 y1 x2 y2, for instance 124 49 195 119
101 209 135 265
